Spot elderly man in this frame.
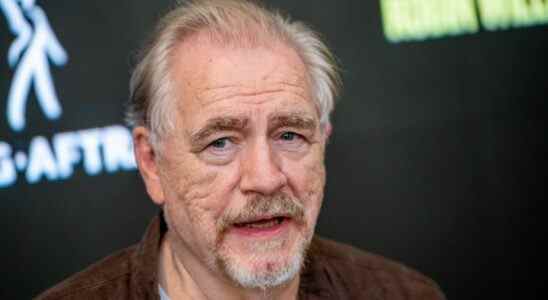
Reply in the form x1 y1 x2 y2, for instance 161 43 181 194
38 0 445 299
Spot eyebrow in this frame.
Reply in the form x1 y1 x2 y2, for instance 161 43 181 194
268 113 318 133
189 116 248 145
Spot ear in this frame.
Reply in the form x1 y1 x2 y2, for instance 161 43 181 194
323 123 333 140
133 127 165 205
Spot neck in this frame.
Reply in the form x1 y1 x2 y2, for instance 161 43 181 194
158 231 300 300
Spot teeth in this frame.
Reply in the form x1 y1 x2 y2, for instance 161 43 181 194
240 217 283 229
246 219 277 229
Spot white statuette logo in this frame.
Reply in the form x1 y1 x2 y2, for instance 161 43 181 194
1 0 68 132
0 1 136 189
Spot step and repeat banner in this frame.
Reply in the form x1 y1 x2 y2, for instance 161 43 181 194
1 1 546 298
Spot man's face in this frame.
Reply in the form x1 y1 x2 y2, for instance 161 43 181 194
143 35 328 288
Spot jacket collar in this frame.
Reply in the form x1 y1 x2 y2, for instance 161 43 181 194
131 212 332 299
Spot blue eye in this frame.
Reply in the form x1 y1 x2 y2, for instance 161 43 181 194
276 131 307 152
210 137 229 148
280 132 297 141
201 137 237 164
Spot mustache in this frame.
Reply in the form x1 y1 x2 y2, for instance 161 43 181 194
217 193 305 232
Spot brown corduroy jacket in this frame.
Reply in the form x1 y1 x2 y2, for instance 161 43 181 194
36 214 446 299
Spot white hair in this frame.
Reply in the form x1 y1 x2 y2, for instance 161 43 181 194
126 0 341 148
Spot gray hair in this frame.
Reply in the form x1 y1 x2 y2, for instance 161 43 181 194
126 0 341 147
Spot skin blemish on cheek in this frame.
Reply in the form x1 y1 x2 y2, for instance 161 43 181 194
157 149 219 201
179 168 219 201
184 195 217 225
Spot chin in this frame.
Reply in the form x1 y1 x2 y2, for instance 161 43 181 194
216 231 311 289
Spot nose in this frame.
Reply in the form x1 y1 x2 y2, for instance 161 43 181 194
239 138 287 195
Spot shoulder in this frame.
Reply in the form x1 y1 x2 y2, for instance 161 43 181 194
308 237 446 299
35 245 138 300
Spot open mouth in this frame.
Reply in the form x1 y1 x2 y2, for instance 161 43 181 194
233 216 288 229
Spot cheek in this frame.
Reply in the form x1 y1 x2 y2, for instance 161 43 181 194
303 162 325 225
159 150 241 225
159 157 233 250
282 147 326 218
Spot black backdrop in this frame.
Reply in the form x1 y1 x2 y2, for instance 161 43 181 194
1 1 546 299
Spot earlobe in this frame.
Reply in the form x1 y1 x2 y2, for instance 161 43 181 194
323 123 333 140
133 127 165 205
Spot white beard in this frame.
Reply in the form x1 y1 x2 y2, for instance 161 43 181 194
214 231 311 290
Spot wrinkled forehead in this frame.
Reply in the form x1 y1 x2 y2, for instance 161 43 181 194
169 31 314 111
173 31 308 82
